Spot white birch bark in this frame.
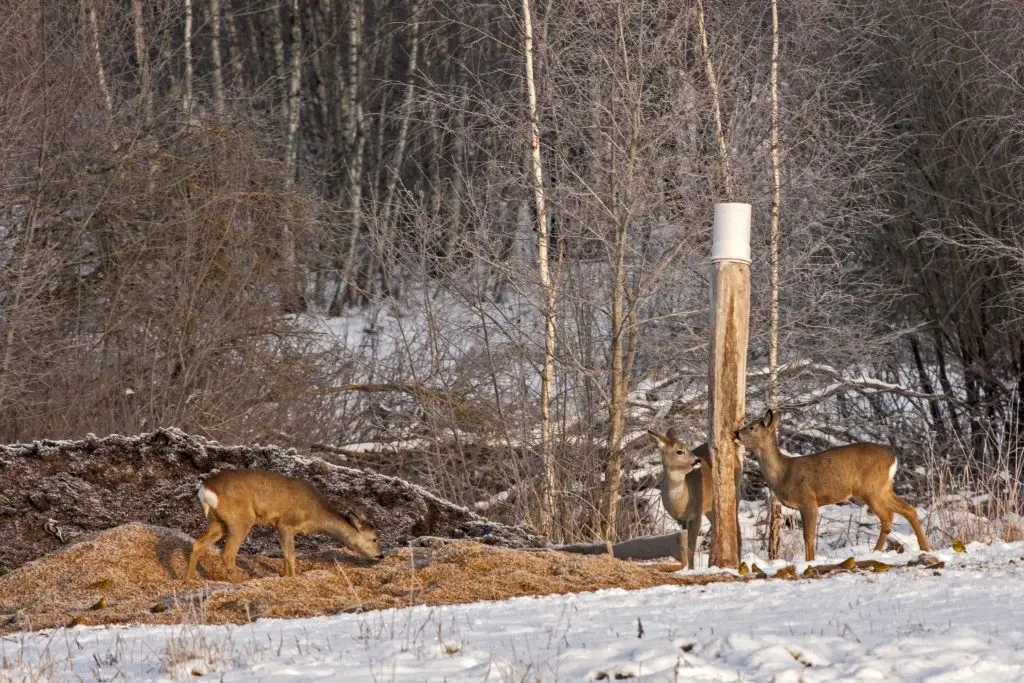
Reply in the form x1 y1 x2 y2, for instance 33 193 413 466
208 0 225 117
767 0 783 560
522 0 558 539
183 0 194 119
695 0 734 199
131 0 152 123
85 0 113 113
332 0 365 311
285 0 302 181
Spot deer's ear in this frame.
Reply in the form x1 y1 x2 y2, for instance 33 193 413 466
647 429 667 447
666 427 678 441
762 409 776 428
341 511 363 529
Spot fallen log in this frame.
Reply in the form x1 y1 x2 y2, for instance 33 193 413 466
552 532 688 562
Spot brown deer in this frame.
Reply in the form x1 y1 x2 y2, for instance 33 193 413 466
185 469 382 580
647 429 713 568
734 409 931 560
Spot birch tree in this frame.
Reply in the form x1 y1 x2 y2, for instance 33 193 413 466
767 0 783 560
208 0 225 118
522 0 558 538
332 0 367 313
695 0 734 200
183 0 194 118
285 0 302 181
84 0 113 113
131 0 152 123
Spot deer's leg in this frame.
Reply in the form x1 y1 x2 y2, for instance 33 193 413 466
889 493 931 551
799 504 818 561
186 518 225 580
686 519 700 569
278 526 297 577
221 521 253 581
865 496 893 552
734 469 743 557
187 522 221 578
676 525 688 567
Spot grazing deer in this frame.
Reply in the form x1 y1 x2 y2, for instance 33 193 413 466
648 429 713 568
734 409 931 560
185 469 382 580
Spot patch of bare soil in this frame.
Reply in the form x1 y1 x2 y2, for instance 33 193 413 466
0 429 543 577
0 523 742 634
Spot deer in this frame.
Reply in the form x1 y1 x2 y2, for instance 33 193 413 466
185 469 382 581
734 408 931 561
647 429 713 568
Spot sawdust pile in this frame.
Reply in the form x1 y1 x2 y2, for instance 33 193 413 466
0 523 739 634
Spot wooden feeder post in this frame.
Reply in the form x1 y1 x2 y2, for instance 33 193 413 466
708 203 752 568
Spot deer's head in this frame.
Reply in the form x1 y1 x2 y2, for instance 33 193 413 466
648 428 702 474
340 511 383 559
734 408 779 451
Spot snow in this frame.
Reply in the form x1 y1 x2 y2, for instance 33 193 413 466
4 542 1024 682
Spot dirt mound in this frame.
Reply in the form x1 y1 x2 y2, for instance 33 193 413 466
0 429 544 577
0 523 732 633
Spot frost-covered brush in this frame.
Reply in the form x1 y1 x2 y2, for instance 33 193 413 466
735 409 931 560
185 469 382 580
647 429 712 568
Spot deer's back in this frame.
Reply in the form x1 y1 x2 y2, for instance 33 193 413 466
202 469 331 526
786 443 897 505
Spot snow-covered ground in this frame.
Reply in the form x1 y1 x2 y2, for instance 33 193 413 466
3 540 1023 682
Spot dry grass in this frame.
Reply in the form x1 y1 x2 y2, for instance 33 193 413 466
0 524 749 635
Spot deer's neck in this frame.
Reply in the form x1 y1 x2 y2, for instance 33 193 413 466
662 465 691 487
318 514 356 543
751 439 789 489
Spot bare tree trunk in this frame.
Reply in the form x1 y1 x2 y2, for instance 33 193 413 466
271 0 287 128
84 0 113 113
285 0 302 181
131 0 152 123
281 0 303 311
910 334 946 436
604 12 642 540
378 0 421 296
695 0 733 200
331 0 366 312
223 0 245 88
312 0 336 178
766 0 783 561
208 0 225 118
183 0 194 119
606 217 627 541
522 0 558 539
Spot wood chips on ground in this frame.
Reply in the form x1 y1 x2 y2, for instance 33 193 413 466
0 523 749 634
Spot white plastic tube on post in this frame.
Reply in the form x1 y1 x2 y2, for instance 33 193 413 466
707 202 752 568
711 202 752 264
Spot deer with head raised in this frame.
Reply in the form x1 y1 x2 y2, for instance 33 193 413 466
185 469 382 581
734 409 930 560
647 429 713 568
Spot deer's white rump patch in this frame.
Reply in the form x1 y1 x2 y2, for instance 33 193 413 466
198 485 219 517
889 459 898 484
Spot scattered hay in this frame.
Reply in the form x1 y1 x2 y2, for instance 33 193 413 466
0 524 947 635
0 523 742 634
